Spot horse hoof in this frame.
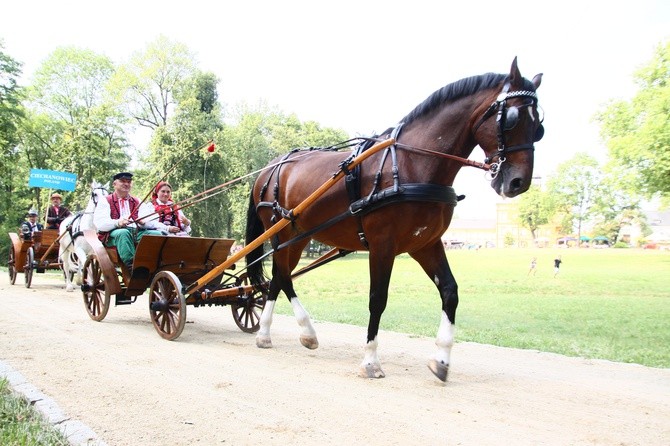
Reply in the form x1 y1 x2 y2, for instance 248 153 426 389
65 286 73 292
256 336 272 349
359 364 385 379
300 335 319 350
428 359 449 382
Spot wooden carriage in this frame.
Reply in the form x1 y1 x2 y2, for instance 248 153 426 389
7 229 62 288
79 231 267 340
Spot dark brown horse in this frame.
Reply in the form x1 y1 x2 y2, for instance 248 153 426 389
245 58 543 382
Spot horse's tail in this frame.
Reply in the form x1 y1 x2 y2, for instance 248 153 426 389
245 192 267 287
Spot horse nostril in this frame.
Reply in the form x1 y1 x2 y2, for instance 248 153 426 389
510 177 523 191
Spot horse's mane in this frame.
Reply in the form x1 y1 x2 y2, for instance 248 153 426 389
401 73 537 125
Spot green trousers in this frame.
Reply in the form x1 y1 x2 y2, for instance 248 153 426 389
105 228 162 264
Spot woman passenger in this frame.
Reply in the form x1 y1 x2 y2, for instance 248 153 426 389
151 181 191 236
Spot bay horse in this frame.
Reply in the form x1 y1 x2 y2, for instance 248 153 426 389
59 182 108 291
245 58 543 382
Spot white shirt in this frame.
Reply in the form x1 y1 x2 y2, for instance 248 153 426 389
93 195 161 233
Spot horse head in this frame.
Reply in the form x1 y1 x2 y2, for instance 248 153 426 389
474 57 543 198
88 181 110 210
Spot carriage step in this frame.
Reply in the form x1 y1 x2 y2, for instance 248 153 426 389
115 298 134 306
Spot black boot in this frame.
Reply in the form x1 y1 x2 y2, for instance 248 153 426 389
123 260 133 279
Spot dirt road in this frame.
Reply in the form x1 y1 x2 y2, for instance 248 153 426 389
1 274 669 445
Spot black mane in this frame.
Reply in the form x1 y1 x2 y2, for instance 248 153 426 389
401 73 536 125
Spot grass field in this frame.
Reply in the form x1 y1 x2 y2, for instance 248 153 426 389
270 248 670 368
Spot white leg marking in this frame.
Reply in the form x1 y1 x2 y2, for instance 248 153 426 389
428 311 455 382
433 275 440 286
256 299 276 348
291 297 318 349
360 337 385 378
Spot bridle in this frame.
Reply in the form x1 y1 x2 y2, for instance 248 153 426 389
90 186 108 206
473 83 543 178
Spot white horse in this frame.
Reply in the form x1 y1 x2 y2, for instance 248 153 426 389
59 182 109 291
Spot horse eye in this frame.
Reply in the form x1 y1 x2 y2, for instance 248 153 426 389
534 125 545 142
505 107 519 130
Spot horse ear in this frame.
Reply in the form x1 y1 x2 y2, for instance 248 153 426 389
532 73 543 89
509 57 523 89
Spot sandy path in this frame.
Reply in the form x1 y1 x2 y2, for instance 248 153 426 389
1 274 669 445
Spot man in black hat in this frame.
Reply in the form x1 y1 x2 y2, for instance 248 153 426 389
93 172 162 274
46 192 72 229
21 209 44 240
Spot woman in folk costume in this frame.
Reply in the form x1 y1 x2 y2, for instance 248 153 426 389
151 181 191 236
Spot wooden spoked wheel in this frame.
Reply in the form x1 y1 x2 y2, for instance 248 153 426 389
8 247 17 285
231 273 267 333
24 247 34 288
82 255 111 321
149 271 186 341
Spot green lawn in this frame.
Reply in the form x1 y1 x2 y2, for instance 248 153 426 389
272 248 670 368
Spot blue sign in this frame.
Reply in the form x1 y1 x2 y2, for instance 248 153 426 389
28 169 77 191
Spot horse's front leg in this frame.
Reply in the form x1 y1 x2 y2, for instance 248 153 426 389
256 245 318 349
410 240 458 382
360 248 394 379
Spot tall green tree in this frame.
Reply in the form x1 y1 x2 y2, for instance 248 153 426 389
597 40 670 200
516 185 554 240
21 46 128 207
110 35 198 130
0 41 28 257
546 152 600 240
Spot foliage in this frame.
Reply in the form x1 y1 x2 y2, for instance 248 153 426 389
597 40 670 199
0 40 27 258
0 378 69 445
516 184 553 239
110 35 198 130
21 46 129 207
546 152 600 237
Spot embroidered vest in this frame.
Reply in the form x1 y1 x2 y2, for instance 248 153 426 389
98 194 140 242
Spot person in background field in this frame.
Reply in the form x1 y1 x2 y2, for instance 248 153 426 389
528 257 537 276
21 209 44 240
93 172 163 274
149 181 191 236
46 192 72 229
553 255 562 278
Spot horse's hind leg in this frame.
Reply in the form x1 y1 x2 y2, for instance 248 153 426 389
410 240 458 382
256 244 318 350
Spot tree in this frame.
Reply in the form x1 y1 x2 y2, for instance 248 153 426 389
110 35 198 130
516 185 554 240
0 41 27 258
20 46 128 206
546 153 600 242
590 168 646 243
597 40 670 200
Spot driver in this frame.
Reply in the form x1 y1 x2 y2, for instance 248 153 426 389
93 172 162 274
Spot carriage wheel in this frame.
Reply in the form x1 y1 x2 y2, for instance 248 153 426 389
149 271 186 341
24 247 34 288
8 247 17 285
231 274 267 333
82 255 111 321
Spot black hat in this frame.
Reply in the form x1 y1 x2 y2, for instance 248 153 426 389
113 172 133 181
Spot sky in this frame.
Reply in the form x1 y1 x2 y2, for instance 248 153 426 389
3 0 669 218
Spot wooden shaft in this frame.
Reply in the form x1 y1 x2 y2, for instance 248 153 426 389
185 137 395 295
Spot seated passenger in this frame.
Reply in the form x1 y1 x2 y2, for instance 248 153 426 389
46 192 72 229
93 172 163 273
21 209 44 240
150 181 191 236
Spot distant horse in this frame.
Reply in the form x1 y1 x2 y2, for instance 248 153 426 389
245 58 543 381
59 182 108 291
